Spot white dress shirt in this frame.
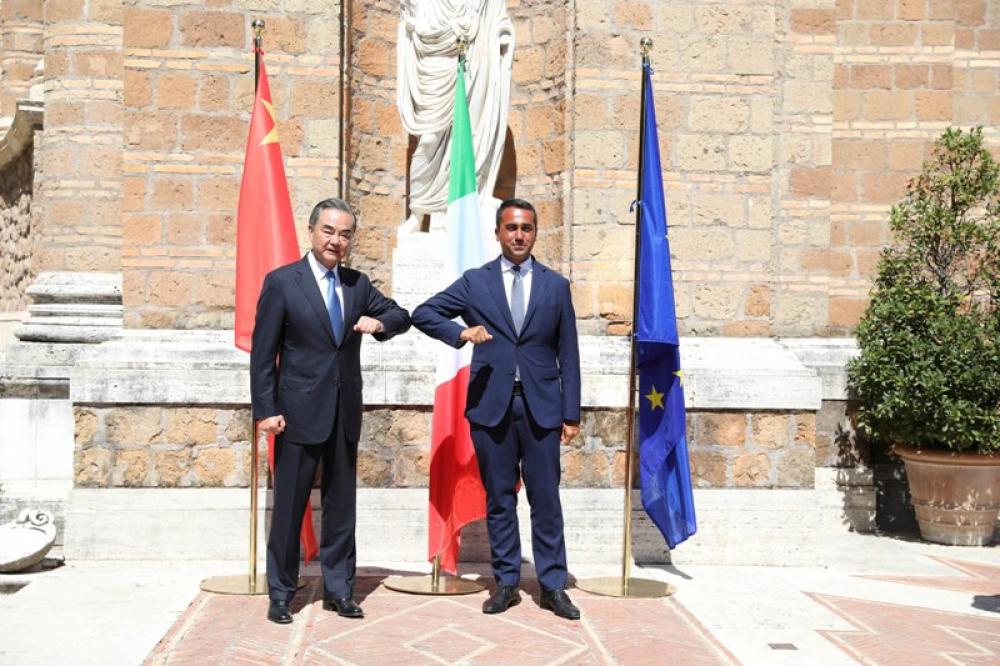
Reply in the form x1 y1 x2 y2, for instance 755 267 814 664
307 251 345 322
500 255 533 314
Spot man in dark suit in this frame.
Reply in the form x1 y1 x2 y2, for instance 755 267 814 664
412 198 582 620
251 198 410 624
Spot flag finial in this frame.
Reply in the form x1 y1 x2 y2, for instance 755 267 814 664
457 34 469 63
252 19 265 39
639 37 652 65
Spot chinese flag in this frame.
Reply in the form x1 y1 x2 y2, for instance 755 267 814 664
234 53 318 563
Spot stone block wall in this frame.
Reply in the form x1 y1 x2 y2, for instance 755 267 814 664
33 0 124 273
827 0 1000 333
567 0 1000 337
0 144 34 311
120 0 340 328
113 0 574 321
74 405 262 487
569 1 802 336
4 1 998 335
74 403 820 489
0 0 44 118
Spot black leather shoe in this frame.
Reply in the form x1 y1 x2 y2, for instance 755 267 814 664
267 599 293 624
323 597 364 618
482 585 521 614
540 589 580 620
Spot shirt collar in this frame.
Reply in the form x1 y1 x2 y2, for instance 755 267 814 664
499 255 533 273
307 251 339 284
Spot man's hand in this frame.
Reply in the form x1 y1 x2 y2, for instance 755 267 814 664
459 325 493 344
354 316 385 335
258 415 286 435
561 422 580 445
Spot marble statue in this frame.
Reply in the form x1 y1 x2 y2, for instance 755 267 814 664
0 509 57 573
396 0 514 234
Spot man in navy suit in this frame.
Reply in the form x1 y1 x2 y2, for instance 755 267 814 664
251 198 411 624
412 198 582 620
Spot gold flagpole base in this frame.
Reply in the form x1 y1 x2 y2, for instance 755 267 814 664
382 575 484 596
575 576 675 598
200 574 269 595
200 574 306 595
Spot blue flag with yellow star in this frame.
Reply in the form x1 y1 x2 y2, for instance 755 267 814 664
635 61 697 549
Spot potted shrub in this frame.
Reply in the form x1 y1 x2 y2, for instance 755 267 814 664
848 127 1000 546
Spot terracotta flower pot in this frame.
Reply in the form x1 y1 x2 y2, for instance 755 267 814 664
895 445 1000 546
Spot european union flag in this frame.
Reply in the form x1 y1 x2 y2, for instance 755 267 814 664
635 61 697 549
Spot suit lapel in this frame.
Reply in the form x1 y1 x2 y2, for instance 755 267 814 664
485 258 517 336
519 259 549 335
339 266 357 345
293 255 336 343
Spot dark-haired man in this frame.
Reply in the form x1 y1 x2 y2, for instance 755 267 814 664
412 198 582 620
251 198 411 624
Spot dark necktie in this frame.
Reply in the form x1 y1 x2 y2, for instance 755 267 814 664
325 269 343 346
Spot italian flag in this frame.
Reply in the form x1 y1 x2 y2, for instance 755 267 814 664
427 59 488 573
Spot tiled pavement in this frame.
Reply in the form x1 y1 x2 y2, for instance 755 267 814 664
145 577 737 665
1 534 998 665
814 594 1000 665
142 551 1000 666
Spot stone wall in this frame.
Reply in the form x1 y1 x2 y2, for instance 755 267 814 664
828 0 1000 332
4 1 997 334
120 0 340 328
31 0 123 274
0 0 44 118
567 0 1000 336
75 403 820 489
74 405 260 487
0 144 34 311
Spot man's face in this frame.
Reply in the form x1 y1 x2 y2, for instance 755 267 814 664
495 206 536 265
309 208 354 269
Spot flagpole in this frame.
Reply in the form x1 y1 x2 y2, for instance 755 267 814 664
200 19 271 596
576 38 674 600
383 34 484 596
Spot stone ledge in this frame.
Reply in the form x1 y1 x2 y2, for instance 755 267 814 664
65 488 860 568
780 337 858 401
63 484 865 566
71 330 824 411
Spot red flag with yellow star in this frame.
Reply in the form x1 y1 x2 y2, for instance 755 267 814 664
235 54 318 563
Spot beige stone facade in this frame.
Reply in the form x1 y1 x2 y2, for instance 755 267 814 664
0 1 996 498
3 1 996 332
73 404 821 489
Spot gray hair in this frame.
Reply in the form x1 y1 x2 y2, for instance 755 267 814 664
308 198 357 230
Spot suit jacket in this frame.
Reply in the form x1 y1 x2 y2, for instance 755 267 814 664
250 255 411 444
412 256 581 430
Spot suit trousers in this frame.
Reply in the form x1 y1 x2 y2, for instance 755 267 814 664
267 417 358 602
470 393 568 592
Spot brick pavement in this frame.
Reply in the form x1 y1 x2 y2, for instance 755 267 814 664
145 576 737 665
814 594 1000 665
143 556 1000 665
862 557 1000 596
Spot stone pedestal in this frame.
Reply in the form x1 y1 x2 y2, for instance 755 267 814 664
0 271 122 543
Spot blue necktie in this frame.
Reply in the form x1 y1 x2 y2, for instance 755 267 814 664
510 264 525 334
325 269 343 346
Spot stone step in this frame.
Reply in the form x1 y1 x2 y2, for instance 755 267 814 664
63 482 873 567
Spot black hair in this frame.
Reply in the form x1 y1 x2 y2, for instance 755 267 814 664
495 198 537 228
